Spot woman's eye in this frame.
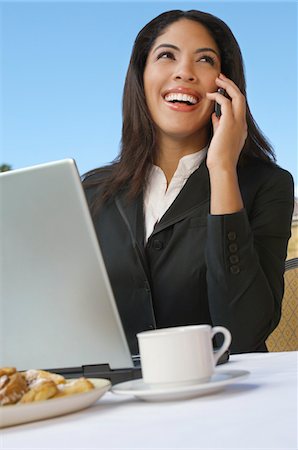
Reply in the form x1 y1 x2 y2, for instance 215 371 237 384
157 51 175 60
198 55 216 66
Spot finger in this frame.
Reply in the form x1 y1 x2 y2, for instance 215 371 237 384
216 75 246 119
217 73 241 94
211 112 219 132
206 91 232 116
216 77 242 102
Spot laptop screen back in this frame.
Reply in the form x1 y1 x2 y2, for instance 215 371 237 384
0 159 134 371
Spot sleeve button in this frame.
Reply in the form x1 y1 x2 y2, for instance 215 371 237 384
228 243 238 253
229 254 239 264
230 265 240 274
227 231 237 241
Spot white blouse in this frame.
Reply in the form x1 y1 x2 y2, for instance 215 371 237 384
143 147 208 243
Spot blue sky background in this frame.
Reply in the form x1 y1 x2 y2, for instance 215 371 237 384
1 1 297 191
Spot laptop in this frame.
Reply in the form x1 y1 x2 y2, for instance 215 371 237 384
0 159 141 384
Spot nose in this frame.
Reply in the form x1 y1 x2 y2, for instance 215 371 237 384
173 60 197 82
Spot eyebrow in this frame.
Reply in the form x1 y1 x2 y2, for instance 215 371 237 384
153 43 219 57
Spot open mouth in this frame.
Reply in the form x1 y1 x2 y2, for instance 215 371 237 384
164 92 199 106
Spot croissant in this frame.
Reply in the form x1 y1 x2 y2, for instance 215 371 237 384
20 379 58 403
0 367 95 406
0 367 16 377
0 375 9 390
23 369 66 386
0 373 28 406
54 377 94 398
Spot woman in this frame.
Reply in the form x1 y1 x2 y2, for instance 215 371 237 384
83 10 294 355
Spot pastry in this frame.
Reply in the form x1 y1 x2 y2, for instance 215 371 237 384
54 378 94 398
0 367 94 406
0 367 95 406
0 367 16 377
20 379 58 403
0 375 9 390
24 369 66 386
0 372 28 405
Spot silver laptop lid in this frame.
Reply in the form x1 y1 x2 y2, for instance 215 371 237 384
0 159 133 370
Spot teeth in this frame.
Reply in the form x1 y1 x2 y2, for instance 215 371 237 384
164 93 198 104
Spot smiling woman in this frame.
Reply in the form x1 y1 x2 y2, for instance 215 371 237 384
82 10 294 356
143 19 220 166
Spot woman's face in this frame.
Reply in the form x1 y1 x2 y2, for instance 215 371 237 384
143 19 221 148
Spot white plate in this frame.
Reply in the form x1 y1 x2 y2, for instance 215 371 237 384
112 370 249 402
0 378 111 428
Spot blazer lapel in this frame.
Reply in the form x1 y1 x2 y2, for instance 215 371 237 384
152 159 210 236
114 159 210 262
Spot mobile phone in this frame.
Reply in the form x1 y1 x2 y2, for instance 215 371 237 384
215 88 227 118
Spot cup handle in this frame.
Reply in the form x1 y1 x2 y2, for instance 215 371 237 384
211 326 232 365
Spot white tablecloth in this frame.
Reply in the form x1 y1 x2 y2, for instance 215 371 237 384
1 352 297 450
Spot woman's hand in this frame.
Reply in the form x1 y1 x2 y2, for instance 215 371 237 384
206 73 247 172
206 74 247 214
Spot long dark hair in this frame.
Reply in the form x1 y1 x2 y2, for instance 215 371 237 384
84 9 275 201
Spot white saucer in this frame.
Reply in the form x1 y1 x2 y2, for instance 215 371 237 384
112 370 249 402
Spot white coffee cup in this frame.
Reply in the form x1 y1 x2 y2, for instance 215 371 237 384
137 324 231 387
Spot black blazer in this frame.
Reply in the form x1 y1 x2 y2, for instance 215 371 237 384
83 158 294 355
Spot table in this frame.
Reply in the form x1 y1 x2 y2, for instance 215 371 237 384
1 352 297 450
